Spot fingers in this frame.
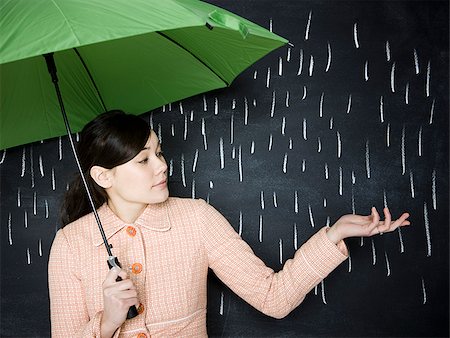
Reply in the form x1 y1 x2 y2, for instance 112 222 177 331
365 207 411 237
383 207 392 229
376 208 410 234
103 268 137 298
103 270 139 305
111 289 138 301
370 206 380 228
392 212 410 228
103 268 135 291
376 207 391 234
104 267 128 287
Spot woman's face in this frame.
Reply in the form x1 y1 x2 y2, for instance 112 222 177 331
106 130 169 210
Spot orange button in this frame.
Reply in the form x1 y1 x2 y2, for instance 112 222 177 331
126 226 136 237
137 334 147 338
137 303 145 314
131 263 143 274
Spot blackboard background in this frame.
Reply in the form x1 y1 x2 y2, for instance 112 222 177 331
1 0 448 337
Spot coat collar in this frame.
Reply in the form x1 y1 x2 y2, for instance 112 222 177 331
91 200 171 247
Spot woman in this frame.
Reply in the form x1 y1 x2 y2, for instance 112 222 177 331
48 110 410 337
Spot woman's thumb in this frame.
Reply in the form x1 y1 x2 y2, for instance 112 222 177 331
105 266 122 283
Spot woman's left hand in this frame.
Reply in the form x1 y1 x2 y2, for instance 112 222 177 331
326 207 410 244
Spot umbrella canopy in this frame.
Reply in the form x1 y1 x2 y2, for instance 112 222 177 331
0 0 287 150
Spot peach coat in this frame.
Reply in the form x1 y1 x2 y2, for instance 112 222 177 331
48 197 348 337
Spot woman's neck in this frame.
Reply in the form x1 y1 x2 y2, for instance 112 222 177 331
106 200 147 224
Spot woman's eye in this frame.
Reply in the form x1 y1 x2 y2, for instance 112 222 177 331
156 151 164 158
138 158 149 164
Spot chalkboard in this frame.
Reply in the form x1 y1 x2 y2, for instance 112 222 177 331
1 0 448 337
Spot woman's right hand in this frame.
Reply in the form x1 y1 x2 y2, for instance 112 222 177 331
100 267 139 337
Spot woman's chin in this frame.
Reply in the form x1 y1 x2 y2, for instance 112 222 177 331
149 189 170 204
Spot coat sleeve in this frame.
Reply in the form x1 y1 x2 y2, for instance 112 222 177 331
48 229 121 337
197 199 348 319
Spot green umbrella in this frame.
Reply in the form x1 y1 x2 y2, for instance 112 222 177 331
0 0 287 150
0 0 287 319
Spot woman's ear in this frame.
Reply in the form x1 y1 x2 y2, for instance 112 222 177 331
90 166 113 189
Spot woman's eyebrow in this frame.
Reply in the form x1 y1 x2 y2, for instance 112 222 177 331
142 142 161 151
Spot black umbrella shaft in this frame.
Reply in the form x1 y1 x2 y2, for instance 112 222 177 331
43 53 113 257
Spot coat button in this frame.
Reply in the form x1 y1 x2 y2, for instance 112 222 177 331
131 263 143 274
137 334 147 338
137 303 145 314
126 226 136 237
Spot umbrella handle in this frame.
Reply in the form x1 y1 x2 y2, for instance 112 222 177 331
107 257 139 319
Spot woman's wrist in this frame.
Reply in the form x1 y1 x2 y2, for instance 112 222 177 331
100 316 119 338
326 224 344 244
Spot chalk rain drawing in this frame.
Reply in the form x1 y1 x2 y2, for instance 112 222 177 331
0 3 446 333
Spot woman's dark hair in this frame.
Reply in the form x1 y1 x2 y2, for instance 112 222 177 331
60 110 150 226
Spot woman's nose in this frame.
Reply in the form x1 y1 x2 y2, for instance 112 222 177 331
154 156 168 174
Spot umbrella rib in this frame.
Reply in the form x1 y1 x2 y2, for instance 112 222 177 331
73 48 108 112
156 31 230 87
50 0 81 45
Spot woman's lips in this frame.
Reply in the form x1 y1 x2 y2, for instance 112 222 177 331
153 179 167 188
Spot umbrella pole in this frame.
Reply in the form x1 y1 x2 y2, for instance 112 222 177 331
43 53 113 257
43 53 138 319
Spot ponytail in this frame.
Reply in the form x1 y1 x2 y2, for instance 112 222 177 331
60 173 108 227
